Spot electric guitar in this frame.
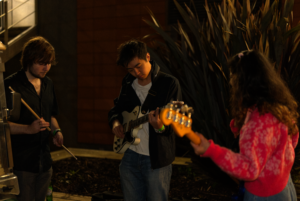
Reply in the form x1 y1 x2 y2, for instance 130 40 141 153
113 102 184 153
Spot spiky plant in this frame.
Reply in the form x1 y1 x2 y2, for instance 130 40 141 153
143 0 300 191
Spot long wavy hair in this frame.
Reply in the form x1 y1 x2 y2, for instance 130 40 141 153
229 50 298 135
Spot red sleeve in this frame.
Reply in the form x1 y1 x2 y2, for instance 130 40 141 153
292 132 299 149
202 114 277 181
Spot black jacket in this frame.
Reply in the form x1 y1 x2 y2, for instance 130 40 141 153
108 61 182 169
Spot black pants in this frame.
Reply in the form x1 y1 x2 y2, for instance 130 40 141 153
14 167 52 201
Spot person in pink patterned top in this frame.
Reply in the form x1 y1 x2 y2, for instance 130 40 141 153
191 50 299 201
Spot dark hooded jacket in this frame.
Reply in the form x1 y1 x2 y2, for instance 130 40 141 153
108 60 182 169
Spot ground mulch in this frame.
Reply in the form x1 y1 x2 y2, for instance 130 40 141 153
52 157 239 201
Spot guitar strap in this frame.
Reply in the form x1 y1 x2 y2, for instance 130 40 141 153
140 72 162 115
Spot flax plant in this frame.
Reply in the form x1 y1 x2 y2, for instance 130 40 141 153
143 0 300 189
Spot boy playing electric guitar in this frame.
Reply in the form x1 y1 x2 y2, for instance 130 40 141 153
108 40 182 201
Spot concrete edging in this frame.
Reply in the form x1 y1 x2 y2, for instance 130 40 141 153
51 148 191 165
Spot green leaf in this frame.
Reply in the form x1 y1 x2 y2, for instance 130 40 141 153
277 0 294 33
260 0 277 33
173 0 215 117
251 0 257 12
241 0 248 24
283 0 294 18
146 47 172 75
274 27 284 70
283 24 300 40
204 0 215 39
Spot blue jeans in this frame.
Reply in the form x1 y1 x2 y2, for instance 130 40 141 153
244 175 297 201
119 149 172 201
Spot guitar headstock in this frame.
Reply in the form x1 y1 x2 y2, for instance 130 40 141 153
160 101 194 137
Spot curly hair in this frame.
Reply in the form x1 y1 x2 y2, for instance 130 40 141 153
229 50 298 135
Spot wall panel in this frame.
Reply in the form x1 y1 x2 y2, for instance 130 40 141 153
77 0 167 145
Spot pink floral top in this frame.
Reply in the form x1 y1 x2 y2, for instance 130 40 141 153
201 108 299 197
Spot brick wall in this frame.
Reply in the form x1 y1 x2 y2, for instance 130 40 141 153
77 0 167 144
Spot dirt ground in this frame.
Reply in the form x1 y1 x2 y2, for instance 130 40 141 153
52 157 239 201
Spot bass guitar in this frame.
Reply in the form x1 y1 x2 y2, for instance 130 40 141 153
160 102 245 200
159 102 201 145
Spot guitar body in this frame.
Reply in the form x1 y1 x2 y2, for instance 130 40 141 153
113 106 142 153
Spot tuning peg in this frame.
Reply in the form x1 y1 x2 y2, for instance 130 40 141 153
185 117 192 128
167 103 173 109
167 110 173 120
165 103 174 120
172 101 184 108
173 108 180 123
171 100 184 104
179 115 186 125
180 104 188 113
187 107 194 114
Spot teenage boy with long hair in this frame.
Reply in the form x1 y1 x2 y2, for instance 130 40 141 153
5 36 63 201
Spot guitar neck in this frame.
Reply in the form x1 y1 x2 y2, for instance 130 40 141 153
131 115 149 128
130 107 163 129
185 131 201 145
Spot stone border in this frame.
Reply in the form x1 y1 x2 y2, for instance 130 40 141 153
53 192 91 200
51 148 191 165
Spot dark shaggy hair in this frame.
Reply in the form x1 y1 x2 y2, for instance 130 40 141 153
21 36 56 70
229 50 298 135
116 40 147 67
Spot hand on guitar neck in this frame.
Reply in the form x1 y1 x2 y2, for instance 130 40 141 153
159 102 210 155
190 133 210 155
148 107 164 130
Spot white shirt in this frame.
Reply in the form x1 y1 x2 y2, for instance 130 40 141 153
129 78 152 156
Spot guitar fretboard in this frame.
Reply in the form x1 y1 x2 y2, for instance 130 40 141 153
130 115 149 129
128 107 164 130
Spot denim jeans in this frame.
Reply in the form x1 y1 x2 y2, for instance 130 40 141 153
119 149 172 201
244 175 297 201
